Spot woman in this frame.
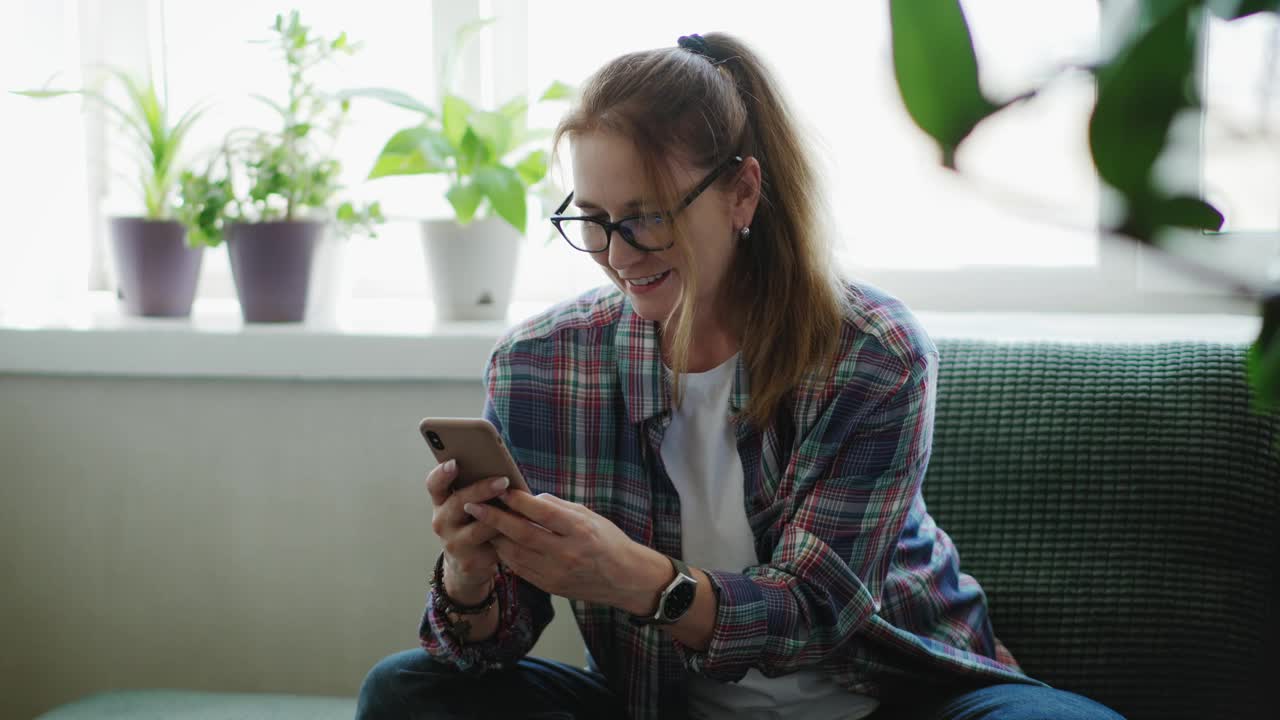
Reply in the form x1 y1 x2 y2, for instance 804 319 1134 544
357 33 1124 720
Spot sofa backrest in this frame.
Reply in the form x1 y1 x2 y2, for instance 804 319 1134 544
923 339 1278 720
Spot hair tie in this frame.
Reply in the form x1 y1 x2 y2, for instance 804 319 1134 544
677 34 712 60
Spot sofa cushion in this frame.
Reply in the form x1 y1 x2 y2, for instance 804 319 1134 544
924 340 1278 720
35 690 356 719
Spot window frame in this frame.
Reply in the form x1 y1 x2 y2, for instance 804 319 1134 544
74 0 1261 316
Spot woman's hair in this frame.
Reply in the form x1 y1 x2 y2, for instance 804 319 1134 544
552 32 846 429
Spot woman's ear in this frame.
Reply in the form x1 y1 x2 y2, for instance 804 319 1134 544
732 157 763 228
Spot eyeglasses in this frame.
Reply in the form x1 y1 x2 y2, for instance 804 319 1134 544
550 155 744 253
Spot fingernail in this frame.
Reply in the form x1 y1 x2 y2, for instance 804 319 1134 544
463 502 481 517
491 477 509 492
443 459 457 474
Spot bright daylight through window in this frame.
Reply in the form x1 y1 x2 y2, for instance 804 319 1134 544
0 1 1274 318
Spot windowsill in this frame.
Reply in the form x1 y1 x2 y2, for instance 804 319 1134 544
0 292 1261 381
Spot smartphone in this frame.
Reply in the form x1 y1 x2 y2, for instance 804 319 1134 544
419 418 530 507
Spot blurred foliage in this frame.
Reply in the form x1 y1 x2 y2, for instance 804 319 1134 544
889 0 1280 410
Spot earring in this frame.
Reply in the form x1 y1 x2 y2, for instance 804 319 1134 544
738 226 751 241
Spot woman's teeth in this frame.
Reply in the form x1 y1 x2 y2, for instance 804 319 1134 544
630 271 669 286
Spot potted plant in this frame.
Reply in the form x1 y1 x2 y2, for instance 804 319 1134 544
344 19 570 321
179 11 382 323
15 69 209 317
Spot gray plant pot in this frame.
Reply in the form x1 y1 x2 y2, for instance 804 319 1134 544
226 220 323 323
421 217 523 322
109 217 203 318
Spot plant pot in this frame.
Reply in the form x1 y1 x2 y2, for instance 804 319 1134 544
305 225 354 329
420 217 523 322
109 217 203 318
226 220 323 323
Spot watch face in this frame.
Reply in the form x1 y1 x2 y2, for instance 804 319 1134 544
663 579 696 619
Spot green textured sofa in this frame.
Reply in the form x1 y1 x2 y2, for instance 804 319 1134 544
36 339 1278 720
922 340 1277 720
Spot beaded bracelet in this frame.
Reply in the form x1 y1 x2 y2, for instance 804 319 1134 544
431 552 498 616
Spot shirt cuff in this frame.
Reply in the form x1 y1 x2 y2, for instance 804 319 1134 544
418 565 533 674
671 568 770 682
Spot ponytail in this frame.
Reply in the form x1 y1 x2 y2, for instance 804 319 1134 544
554 33 846 428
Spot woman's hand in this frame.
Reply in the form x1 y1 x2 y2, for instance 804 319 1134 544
463 490 672 615
426 459 510 604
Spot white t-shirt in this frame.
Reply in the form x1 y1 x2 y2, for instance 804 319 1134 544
659 354 879 720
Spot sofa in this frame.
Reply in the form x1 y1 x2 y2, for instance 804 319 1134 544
36 338 1278 720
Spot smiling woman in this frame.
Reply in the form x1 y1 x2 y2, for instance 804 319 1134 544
355 28 1126 720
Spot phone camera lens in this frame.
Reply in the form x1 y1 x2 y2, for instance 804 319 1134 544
426 431 445 450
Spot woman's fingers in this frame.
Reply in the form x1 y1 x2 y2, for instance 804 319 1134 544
452 518 502 550
425 459 457 507
498 490 584 536
441 475 512 528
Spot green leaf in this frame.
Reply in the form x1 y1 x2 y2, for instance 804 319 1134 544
538 80 574 102
1247 294 1280 411
514 150 548 186
368 126 453 178
368 151 428 178
337 87 436 117
474 165 527 234
11 88 75 98
1155 195 1226 231
456 128 493 177
1088 3 1196 199
468 110 514 158
169 103 206 152
889 0 998 168
446 182 484 224
381 126 451 161
442 94 472 149
1207 0 1280 20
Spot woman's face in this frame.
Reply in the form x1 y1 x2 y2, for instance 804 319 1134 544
568 130 758 326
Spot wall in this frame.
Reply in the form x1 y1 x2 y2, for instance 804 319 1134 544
0 375 582 719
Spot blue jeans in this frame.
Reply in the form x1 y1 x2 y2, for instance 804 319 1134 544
355 648 1126 720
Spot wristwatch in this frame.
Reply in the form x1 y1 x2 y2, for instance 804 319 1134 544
630 555 698 626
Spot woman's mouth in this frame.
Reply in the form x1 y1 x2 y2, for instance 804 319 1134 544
624 270 671 295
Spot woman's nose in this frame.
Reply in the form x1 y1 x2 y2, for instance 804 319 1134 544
606 231 645 271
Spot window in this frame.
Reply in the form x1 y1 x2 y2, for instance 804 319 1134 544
0 0 91 321
1 1 1269 318
1204 11 1280 233
516 0 1102 304
1138 9 1280 297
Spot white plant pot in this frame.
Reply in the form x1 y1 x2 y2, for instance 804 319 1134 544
306 225 353 328
420 217 523 322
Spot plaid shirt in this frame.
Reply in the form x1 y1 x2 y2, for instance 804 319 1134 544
420 282 1039 719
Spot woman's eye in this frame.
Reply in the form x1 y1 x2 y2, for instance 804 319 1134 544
631 214 663 228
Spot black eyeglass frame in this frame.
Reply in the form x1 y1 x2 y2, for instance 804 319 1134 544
550 155 745 253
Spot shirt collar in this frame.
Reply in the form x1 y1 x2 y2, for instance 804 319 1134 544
615 299 751 426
